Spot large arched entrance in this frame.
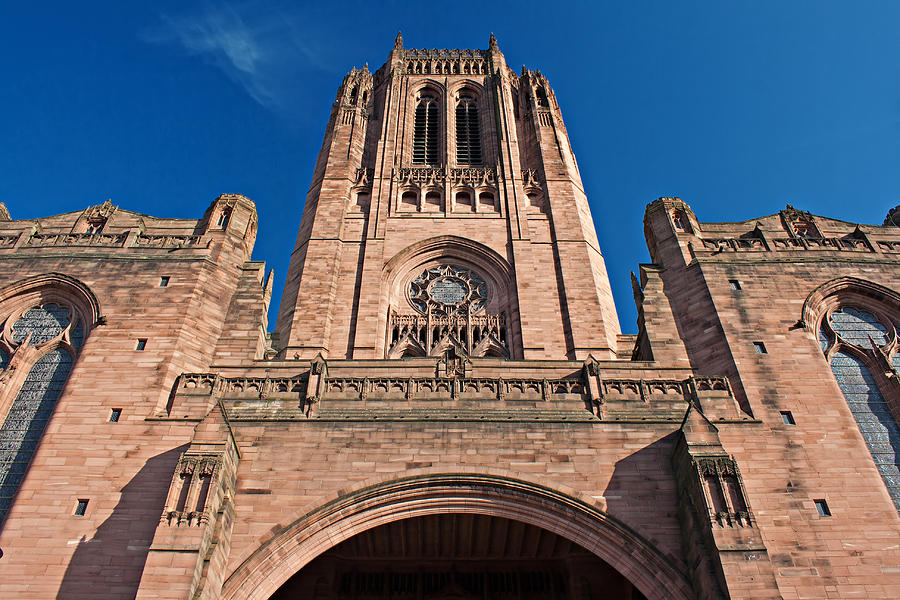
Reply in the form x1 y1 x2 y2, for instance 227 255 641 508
270 513 648 599
221 474 693 600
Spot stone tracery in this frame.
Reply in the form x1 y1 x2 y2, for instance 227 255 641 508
388 261 509 359
407 264 487 315
817 302 900 512
0 297 90 522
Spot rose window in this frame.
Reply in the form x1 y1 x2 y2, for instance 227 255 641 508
409 265 487 315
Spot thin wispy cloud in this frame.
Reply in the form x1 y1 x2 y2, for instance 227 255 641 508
142 3 333 115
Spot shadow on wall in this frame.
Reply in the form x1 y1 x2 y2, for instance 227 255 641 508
56 446 186 600
602 433 682 565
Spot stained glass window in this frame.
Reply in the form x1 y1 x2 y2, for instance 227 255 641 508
70 320 85 348
408 265 488 315
11 304 71 345
830 307 888 349
830 350 900 511
818 326 831 353
0 349 73 520
430 278 468 306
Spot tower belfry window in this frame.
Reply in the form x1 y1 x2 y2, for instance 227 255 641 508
456 95 482 165
413 95 439 165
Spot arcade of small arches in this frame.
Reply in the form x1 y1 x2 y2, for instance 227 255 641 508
397 189 498 215
405 58 488 76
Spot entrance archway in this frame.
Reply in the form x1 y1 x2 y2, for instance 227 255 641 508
271 513 647 599
221 474 693 600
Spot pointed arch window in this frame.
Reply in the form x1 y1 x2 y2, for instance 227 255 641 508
0 301 89 522
413 94 439 165
820 306 900 512
456 95 482 165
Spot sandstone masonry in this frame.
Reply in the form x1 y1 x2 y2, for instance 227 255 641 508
0 36 898 600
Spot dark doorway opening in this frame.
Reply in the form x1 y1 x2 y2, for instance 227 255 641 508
270 514 647 599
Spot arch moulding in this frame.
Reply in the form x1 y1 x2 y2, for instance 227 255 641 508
801 276 900 331
378 236 521 357
384 234 511 275
220 473 694 600
0 272 102 326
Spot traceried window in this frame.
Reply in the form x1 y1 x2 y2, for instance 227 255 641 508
829 307 887 348
820 306 900 512
85 219 105 235
388 262 509 360
455 95 482 165
413 94 439 165
216 207 231 228
408 265 487 315
0 302 87 522
12 304 71 344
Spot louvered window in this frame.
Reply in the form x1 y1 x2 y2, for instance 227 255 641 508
456 96 482 165
413 95 439 165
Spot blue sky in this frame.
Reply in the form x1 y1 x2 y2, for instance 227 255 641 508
2 2 899 332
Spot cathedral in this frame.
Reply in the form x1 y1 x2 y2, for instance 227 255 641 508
0 34 899 599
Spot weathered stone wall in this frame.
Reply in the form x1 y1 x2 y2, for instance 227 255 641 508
0 195 265 599
646 197 900 599
2 37 900 600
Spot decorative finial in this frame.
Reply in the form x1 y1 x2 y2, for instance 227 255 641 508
489 33 498 50
394 32 403 49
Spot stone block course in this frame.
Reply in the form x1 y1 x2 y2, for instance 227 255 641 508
1 38 900 600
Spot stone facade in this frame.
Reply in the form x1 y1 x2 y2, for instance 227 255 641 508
0 35 898 600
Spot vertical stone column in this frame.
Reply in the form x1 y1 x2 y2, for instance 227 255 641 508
631 264 692 366
518 70 620 358
276 67 373 358
137 405 240 600
672 406 781 599
348 43 406 358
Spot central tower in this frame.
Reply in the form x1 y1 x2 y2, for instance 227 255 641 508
276 34 620 360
